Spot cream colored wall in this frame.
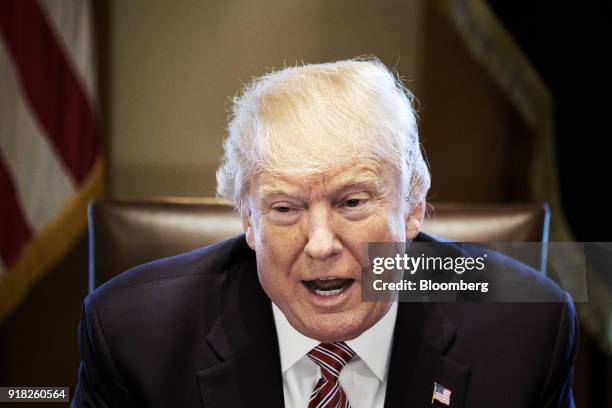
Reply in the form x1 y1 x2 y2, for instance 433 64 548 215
109 0 423 197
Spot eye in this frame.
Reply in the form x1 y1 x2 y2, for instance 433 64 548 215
341 195 371 209
338 195 371 220
344 198 363 208
270 202 301 214
268 202 303 225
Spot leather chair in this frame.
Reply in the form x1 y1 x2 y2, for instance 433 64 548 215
88 198 550 291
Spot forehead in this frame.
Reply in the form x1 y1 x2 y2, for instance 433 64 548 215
252 162 393 200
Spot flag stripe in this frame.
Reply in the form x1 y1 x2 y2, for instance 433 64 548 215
0 0 102 324
0 38 76 232
0 0 97 184
0 157 32 265
37 0 97 104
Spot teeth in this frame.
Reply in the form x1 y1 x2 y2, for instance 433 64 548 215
314 288 343 296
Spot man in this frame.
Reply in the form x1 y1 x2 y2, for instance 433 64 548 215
72 59 577 407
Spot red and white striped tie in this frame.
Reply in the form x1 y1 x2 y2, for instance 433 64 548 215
307 342 357 408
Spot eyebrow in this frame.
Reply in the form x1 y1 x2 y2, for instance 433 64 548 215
257 184 303 202
256 170 383 203
327 172 383 197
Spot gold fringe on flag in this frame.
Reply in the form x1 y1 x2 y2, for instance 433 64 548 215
0 156 105 322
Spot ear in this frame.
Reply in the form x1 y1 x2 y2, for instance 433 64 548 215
240 205 256 251
405 200 425 240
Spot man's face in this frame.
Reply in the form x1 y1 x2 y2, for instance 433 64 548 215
243 161 422 342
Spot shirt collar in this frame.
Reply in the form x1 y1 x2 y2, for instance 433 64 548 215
272 301 398 382
272 303 320 373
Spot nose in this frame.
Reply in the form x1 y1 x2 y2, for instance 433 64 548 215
303 204 343 259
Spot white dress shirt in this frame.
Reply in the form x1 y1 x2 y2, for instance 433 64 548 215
272 302 398 408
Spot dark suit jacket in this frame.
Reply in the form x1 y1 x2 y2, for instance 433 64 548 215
71 233 577 407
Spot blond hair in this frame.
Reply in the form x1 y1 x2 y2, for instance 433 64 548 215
216 58 430 213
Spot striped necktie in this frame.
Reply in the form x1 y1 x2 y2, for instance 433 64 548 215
307 342 357 408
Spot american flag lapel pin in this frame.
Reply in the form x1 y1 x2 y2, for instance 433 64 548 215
431 382 452 406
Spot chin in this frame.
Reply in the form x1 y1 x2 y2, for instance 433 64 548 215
301 311 369 342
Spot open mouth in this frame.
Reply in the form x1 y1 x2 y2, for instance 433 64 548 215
302 277 355 297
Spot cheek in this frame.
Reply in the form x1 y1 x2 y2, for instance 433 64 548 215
255 223 305 289
345 214 404 243
257 222 304 259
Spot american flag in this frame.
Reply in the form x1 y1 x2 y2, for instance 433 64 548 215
432 382 452 406
0 0 103 321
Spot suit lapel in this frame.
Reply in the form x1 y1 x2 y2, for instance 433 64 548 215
384 233 472 407
384 302 471 408
195 233 471 408
196 251 285 408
